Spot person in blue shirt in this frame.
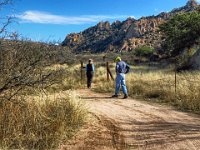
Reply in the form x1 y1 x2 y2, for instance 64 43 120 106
86 59 95 88
112 56 130 99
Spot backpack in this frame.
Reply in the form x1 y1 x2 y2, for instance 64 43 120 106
86 64 94 72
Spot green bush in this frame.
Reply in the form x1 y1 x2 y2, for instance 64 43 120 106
134 46 154 57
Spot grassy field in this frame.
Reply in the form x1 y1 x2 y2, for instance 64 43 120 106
93 62 200 113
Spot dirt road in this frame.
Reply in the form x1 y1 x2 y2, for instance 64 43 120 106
61 89 200 150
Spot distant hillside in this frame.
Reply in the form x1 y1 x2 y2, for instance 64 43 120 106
62 0 199 53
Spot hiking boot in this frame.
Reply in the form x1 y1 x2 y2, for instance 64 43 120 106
111 94 118 98
123 94 128 99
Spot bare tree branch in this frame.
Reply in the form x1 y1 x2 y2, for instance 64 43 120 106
0 0 12 6
0 0 14 37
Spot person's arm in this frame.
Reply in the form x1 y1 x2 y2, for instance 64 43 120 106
86 64 88 72
116 63 120 73
125 64 130 74
92 64 95 72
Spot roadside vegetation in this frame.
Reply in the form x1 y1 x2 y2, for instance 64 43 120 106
93 62 200 113
0 91 87 149
0 39 87 149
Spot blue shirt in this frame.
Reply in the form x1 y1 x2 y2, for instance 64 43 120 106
116 61 130 74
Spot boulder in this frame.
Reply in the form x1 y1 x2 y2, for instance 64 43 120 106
189 48 200 69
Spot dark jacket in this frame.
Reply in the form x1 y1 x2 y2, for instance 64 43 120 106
116 61 130 74
86 64 95 72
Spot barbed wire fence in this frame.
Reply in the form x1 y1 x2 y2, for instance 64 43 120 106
79 60 200 98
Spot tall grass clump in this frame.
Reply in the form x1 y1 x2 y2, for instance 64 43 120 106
174 72 200 111
44 64 85 92
126 71 175 100
0 91 87 149
93 65 115 93
126 71 200 112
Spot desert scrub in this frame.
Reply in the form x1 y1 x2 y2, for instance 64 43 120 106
0 91 88 149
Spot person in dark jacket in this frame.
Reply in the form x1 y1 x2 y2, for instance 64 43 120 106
112 56 130 99
86 59 95 88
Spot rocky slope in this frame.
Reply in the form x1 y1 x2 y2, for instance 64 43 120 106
62 0 199 53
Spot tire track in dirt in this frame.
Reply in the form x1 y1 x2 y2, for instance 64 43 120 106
90 112 127 150
61 89 200 150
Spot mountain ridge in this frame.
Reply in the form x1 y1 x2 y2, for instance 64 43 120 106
62 0 199 53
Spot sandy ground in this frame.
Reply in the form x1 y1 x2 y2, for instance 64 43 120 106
60 89 200 150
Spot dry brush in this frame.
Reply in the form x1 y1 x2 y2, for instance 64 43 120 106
0 40 87 149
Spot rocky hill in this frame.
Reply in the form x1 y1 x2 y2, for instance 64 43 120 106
62 0 199 53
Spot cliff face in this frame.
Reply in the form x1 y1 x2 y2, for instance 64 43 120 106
62 0 199 53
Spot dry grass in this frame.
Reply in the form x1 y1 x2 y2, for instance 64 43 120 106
44 64 85 93
93 66 115 93
93 64 200 112
127 71 200 112
0 91 87 149
0 62 88 149
0 40 88 149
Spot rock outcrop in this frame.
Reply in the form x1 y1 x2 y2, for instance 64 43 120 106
189 48 200 69
62 0 199 53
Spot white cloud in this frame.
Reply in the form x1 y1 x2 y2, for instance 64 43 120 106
17 10 133 25
196 0 200 3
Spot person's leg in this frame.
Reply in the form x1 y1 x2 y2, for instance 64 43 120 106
121 74 128 97
89 73 93 88
87 78 90 88
86 73 91 88
115 74 121 95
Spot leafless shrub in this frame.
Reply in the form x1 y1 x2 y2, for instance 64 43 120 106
0 0 15 38
0 39 73 101
0 39 86 149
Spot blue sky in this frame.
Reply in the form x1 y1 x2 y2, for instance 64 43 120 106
2 0 198 42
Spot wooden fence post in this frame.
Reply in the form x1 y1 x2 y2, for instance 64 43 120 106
106 62 110 81
81 61 83 81
106 62 114 81
103 55 106 62
175 66 177 94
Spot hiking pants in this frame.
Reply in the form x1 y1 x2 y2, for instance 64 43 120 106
86 71 93 88
115 73 128 95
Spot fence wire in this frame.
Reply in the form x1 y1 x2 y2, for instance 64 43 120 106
80 61 200 94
